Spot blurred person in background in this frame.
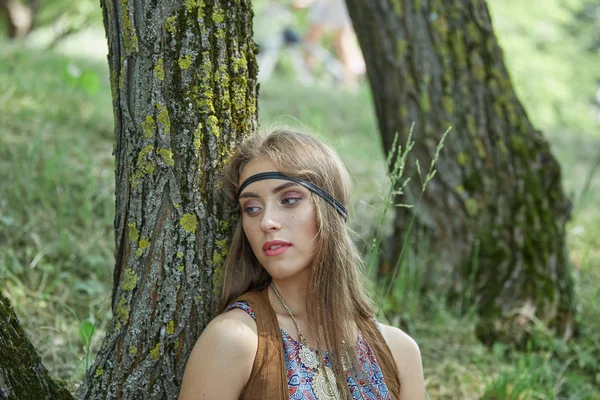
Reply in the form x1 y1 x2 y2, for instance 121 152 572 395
293 0 365 86
254 1 309 83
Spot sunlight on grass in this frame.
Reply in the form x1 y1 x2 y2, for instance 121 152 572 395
0 42 114 382
1 0 599 394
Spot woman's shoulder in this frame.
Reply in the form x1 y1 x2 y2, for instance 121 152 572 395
204 307 258 348
377 323 420 358
178 308 258 399
377 323 426 399
187 308 258 368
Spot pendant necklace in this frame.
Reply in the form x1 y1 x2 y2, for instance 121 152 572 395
270 283 342 400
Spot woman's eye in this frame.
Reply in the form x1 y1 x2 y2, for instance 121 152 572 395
243 206 260 215
282 197 301 206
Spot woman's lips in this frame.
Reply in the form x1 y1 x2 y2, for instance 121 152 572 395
263 240 292 256
264 245 291 256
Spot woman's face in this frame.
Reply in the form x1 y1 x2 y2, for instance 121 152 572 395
238 156 318 282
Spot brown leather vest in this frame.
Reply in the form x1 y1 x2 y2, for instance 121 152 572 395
235 288 401 399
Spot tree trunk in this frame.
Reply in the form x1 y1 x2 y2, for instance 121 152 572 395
0 292 74 399
345 0 576 344
78 0 258 398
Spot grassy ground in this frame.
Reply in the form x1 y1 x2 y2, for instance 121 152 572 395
1 20 599 400
0 44 114 381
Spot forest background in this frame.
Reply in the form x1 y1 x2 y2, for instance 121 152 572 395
0 0 599 398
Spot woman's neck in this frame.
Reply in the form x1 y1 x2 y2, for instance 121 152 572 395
269 274 310 318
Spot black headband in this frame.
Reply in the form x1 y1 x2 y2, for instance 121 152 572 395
237 172 348 222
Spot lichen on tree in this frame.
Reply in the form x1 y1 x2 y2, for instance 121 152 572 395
78 0 258 398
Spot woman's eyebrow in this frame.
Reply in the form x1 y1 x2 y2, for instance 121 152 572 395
272 181 298 194
238 192 259 199
238 182 300 199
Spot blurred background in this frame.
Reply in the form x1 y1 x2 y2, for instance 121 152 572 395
1 0 599 398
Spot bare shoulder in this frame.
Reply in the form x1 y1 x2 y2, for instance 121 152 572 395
179 309 258 400
211 307 259 335
378 323 421 359
378 323 426 400
204 308 258 347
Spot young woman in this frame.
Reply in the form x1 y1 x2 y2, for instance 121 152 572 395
179 130 425 399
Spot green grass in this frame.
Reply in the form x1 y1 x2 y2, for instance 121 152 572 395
0 42 114 382
1 6 600 396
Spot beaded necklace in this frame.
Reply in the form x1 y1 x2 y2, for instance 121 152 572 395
270 283 342 399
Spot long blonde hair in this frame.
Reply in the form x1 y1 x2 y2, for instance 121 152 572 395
219 129 390 397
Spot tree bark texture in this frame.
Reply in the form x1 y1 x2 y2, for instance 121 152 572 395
345 0 575 344
78 0 258 398
0 291 74 399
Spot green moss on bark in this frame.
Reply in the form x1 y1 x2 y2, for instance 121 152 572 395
122 268 139 291
180 213 198 233
142 115 156 138
0 292 74 399
120 0 139 54
85 0 259 396
154 59 165 81
178 55 193 70
156 104 171 134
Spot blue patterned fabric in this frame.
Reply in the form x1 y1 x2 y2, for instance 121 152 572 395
225 301 391 399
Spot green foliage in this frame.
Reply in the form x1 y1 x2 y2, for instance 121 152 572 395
34 0 98 29
487 0 600 135
567 1 600 53
482 352 558 399
481 333 600 399
0 0 101 45
1 0 599 395
78 320 96 371
361 125 451 327
0 44 113 382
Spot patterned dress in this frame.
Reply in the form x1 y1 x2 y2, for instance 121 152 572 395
225 301 391 400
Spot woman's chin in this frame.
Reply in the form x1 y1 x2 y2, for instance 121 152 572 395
265 265 312 282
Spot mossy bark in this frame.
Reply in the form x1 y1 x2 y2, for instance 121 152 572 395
345 0 576 344
0 292 74 399
78 0 258 398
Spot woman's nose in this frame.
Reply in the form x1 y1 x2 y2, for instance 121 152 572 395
260 208 281 232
